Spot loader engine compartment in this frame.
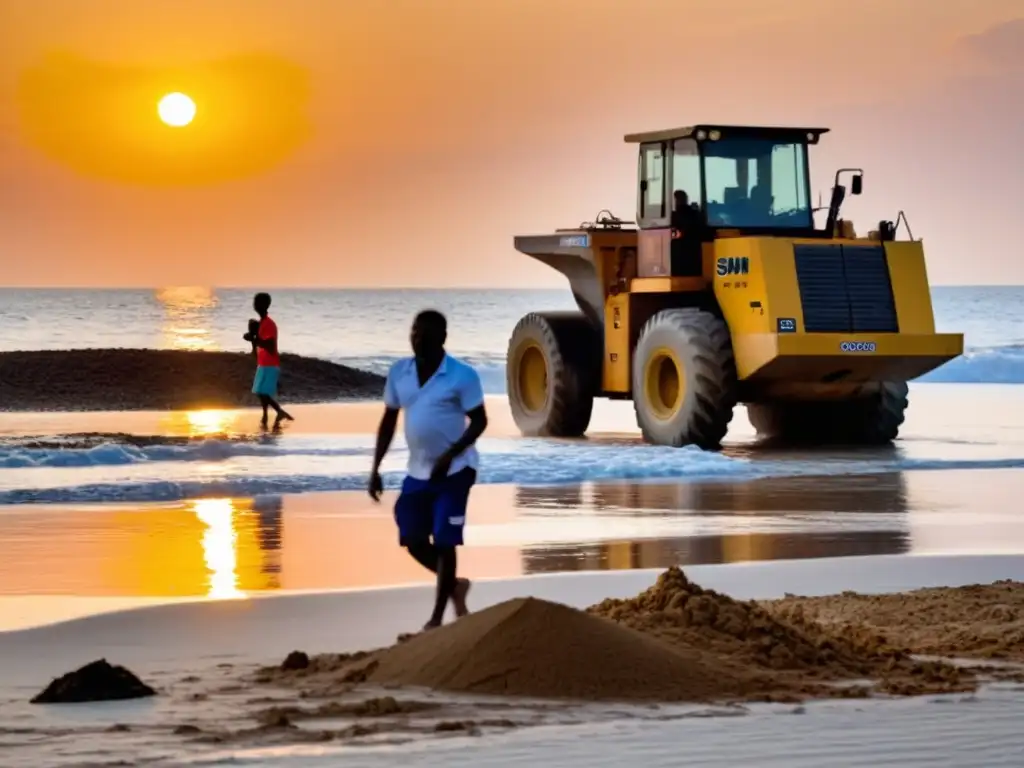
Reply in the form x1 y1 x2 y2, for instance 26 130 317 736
793 244 899 334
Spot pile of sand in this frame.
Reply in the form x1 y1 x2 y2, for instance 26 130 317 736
263 571 980 705
589 567 883 677
762 579 1024 662
588 567 969 694
0 349 384 411
264 598 760 702
358 597 755 702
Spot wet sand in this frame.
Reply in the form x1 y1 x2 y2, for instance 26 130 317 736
4 381 1018 443
1 468 1024 632
1 383 1024 630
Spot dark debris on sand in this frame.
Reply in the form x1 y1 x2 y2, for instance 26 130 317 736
0 349 384 411
31 659 156 704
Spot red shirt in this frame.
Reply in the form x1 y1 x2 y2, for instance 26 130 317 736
257 316 280 367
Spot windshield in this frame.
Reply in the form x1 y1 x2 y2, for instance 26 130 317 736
702 138 812 229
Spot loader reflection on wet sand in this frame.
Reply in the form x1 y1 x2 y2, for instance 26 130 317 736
517 472 911 572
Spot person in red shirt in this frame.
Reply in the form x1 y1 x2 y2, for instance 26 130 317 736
244 292 294 429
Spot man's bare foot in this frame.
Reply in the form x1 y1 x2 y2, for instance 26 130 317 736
259 418 269 430
272 413 293 430
422 619 442 631
452 578 471 617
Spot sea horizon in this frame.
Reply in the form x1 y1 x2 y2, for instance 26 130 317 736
3 282 1023 292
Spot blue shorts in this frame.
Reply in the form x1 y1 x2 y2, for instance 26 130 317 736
252 366 280 397
394 466 476 547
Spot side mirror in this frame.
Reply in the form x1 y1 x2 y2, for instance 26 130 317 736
851 175 863 196
640 180 648 192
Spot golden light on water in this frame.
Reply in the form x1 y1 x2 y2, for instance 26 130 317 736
158 408 245 438
155 285 218 352
186 408 238 437
192 498 245 600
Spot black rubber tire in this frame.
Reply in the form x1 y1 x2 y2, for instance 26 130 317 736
747 381 909 445
506 311 601 438
632 308 737 449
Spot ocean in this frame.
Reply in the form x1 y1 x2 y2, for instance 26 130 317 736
2 286 1023 390
1 286 1023 506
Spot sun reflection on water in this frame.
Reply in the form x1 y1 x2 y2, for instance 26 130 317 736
186 408 238 436
155 286 219 352
192 498 245 600
156 408 244 437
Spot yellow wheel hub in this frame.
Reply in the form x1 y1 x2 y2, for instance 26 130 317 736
517 343 548 413
644 347 684 419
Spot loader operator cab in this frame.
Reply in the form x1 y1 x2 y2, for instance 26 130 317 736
628 125 858 278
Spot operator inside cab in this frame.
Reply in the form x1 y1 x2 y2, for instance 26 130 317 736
671 189 704 276
671 190 702 232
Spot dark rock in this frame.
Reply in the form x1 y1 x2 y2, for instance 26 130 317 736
0 349 385 412
281 650 310 671
31 659 157 704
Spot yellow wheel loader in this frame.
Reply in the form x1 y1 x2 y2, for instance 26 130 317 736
506 124 964 448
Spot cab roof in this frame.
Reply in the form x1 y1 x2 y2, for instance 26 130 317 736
623 124 830 144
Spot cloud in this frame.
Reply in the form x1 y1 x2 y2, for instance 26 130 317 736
15 51 312 186
959 18 1024 72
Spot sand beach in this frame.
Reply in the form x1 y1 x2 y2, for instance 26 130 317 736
1 372 1024 765
3 557 1024 767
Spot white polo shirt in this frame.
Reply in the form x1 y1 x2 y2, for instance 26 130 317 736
384 354 485 480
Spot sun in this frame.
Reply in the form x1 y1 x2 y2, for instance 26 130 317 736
158 92 196 127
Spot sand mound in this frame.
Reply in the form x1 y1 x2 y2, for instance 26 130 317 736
588 567 882 677
0 349 383 411
763 580 1024 662
355 597 752 702
262 569 975 705
588 567 972 697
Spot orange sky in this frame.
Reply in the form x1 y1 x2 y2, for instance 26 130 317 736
0 0 1021 288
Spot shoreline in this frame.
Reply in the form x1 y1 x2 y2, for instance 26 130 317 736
0 348 384 411
2 465 1023 633
5 552 1024 644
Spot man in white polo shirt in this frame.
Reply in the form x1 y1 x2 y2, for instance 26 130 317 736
368 309 488 631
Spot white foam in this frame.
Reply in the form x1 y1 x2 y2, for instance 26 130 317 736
3 429 1024 505
0 439 747 504
340 343 1024 395
920 343 1024 384
0 437 370 469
